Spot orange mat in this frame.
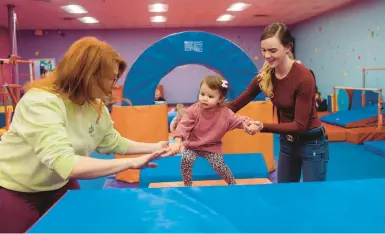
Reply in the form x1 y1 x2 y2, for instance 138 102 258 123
148 178 272 188
345 126 385 144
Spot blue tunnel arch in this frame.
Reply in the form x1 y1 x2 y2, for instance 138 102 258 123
122 31 264 105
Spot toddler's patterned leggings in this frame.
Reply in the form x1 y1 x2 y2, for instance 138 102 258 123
181 148 236 186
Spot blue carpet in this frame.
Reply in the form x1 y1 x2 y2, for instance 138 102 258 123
326 142 385 180
272 135 385 182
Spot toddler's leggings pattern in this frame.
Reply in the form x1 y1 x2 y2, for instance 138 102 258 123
181 148 236 186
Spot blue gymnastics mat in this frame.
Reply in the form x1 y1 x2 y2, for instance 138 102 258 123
140 153 268 187
28 178 385 233
320 104 384 128
364 140 385 157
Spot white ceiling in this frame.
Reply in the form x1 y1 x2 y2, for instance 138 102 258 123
0 0 357 30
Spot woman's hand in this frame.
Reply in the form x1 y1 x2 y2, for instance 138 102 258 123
243 120 263 135
157 141 169 150
168 142 182 155
69 148 172 179
131 148 169 169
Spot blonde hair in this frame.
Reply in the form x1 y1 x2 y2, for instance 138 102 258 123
175 104 185 116
258 23 295 98
24 37 127 119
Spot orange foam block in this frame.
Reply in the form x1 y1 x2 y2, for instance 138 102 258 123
112 104 169 183
148 178 272 188
222 100 275 172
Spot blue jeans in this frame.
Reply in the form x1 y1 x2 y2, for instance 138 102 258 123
277 126 329 183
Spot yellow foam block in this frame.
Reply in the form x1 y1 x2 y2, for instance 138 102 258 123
148 178 272 188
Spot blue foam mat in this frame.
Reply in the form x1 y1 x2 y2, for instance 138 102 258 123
320 104 383 127
140 153 268 187
364 140 385 157
351 90 379 109
122 31 259 106
28 178 385 233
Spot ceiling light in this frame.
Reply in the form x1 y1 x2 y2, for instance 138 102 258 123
216 14 234 22
227 2 251 12
78 17 99 24
61 5 87 14
148 3 168 12
150 16 167 23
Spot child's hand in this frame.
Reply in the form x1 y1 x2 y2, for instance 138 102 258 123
168 142 182 155
244 121 263 135
245 123 257 134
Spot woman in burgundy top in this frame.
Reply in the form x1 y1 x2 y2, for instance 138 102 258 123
226 23 329 183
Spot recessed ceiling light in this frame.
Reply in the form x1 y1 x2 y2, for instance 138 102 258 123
227 2 251 12
216 14 234 22
148 3 168 12
150 15 167 23
61 4 87 14
78 17 99 24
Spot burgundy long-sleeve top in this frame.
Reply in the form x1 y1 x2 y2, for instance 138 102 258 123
226 62 321 134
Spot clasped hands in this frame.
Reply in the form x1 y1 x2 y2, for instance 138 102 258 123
243 120 263 135
134 121 263 169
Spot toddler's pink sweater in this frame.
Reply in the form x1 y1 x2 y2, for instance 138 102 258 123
173 103 251 153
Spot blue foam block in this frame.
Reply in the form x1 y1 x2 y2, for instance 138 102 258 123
327 95 332 112
168 111 177 126
0 113 5 127
364 140 385 157
337 89 350 111
350 90 363 110
122 31 259 106
140 153 268 187
365 90 379 106
320 104 383 127
351 90 379 110
28 178 385 233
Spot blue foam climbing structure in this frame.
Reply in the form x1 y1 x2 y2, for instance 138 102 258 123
123 31 262 105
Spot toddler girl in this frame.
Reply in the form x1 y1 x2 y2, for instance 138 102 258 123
168 75 258 186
